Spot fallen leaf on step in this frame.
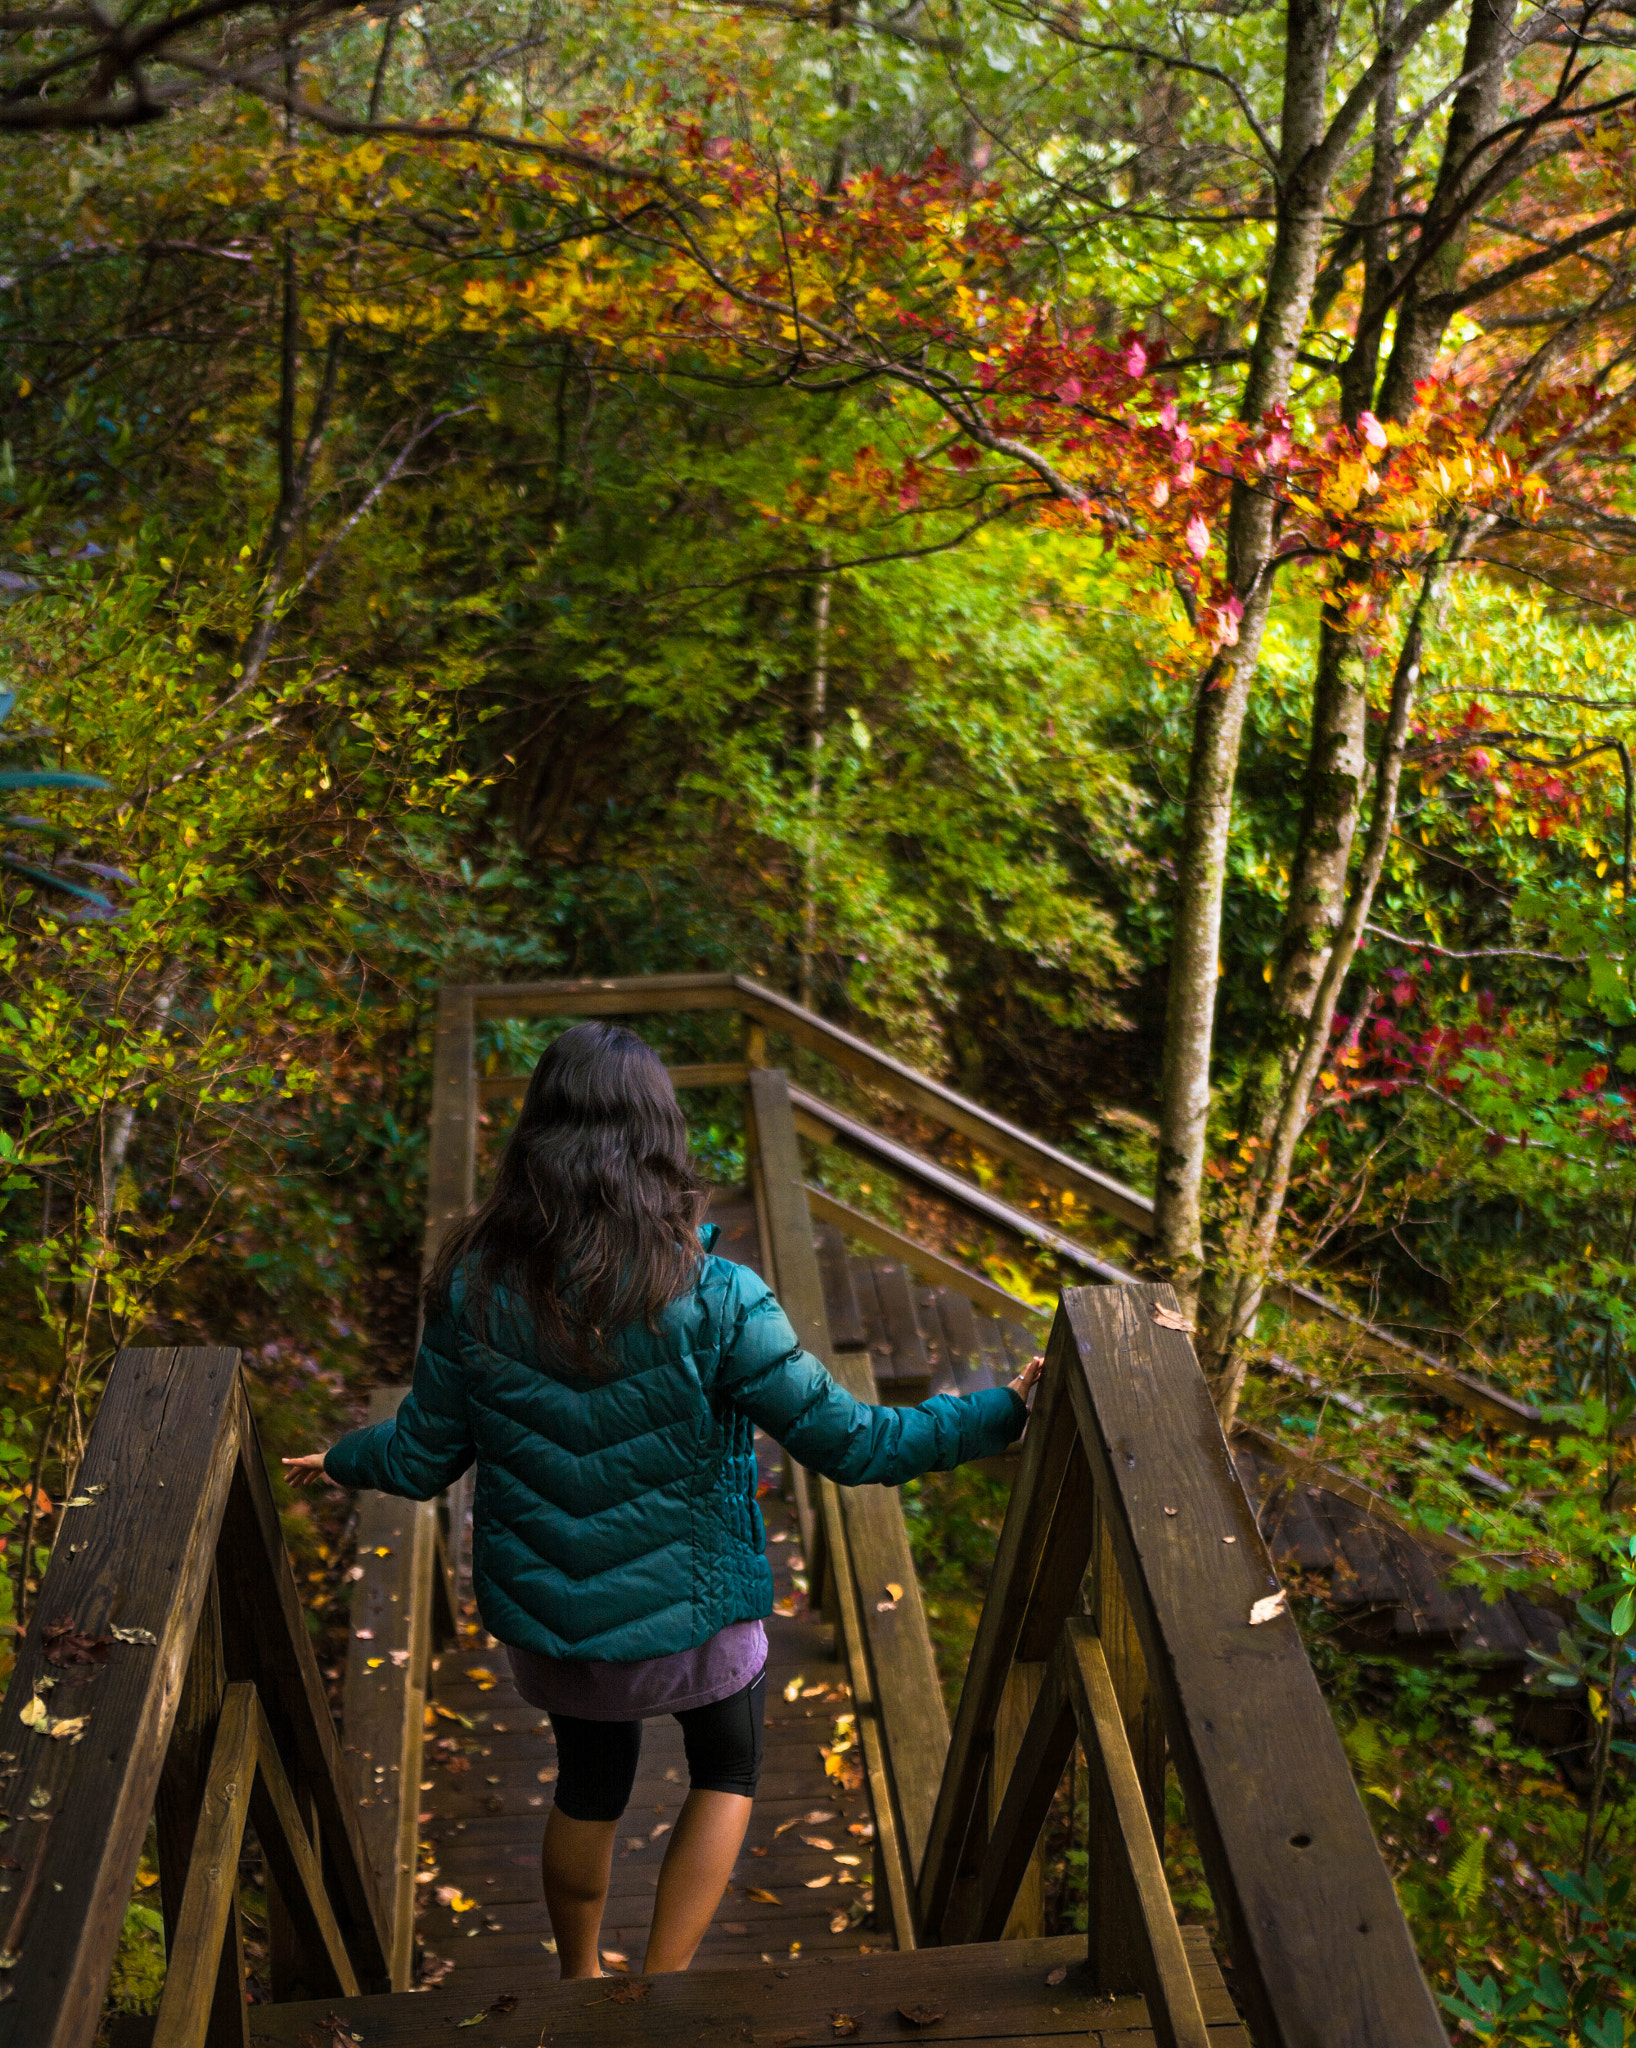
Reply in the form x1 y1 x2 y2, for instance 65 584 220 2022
452 1993 518 2028
298 2016 363 2048
537 1766 557 1783
884 1582 903 1602
1150 1304 1193 1332
898 2003 947 2027
420 1954 455 1985
783 1674 806 1702
829 1911 851 1934
389 1648 411 1667
354 1628 374 1641
803 1808 839 1823
650 1821 671 1839
1046 1965 1068 1986
802 1836 834 1850
109 1624 157 1646
805 1874 833 1888
830 2016 860 2038
601 1950 628 1966
599 1981 650 2004
721 1921 748 1935
746 1888 782 1904
1249 1590 1288 1626
833 1854 861 1866
434 1886 475 1911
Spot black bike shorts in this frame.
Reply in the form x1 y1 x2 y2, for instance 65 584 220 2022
548 1670 767 1823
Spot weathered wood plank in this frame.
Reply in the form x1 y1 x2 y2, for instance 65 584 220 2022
252 1930 1243 2047
789 1086 1139 1284
342 1387 437 1988
915 1311 1082 1941
803 1184 1048 1329
465 972 741 1021
1061 1625 1207 2048
973 1658 1074 1943
827 1351 950 1881
0 1346 243 2048
479 1060 751 1101
871 1261 931 1393
249 1689 359 1999
813 1221 867 1350
747 1071 947 1950
1060 1284 1445 2048
151 1681 258 2048
458 974 1535 1434
217 1387 391 1992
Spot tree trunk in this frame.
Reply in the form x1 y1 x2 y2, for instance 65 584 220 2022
1202 0 1517 1386
1211 539 1463 1424
1150 0 1337 1303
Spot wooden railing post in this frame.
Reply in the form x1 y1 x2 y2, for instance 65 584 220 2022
746 1067 952 1951
154 1570 247 2047
1059 1283 1447 2048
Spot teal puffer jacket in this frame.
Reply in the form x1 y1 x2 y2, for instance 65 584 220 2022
324 1238 1024 1661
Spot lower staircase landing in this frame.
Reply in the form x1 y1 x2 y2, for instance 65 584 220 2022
249 1929 1245 2046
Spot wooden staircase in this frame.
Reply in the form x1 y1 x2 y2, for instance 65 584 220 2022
0 975 1460 2048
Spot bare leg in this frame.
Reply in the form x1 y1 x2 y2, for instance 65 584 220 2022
541 1807 619 1979
643 1789 754 1973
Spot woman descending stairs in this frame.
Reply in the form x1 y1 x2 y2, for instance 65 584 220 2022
0 978 1453 2048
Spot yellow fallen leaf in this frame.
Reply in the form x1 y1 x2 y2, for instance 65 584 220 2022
802 1835 834 1850
834 1854 861 1866
782 1675 805 1703
805 1874 833 1888
745 1888 782 1905
884 1583 903 1602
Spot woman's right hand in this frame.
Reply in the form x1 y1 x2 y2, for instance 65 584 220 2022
1007 1354 1044 1404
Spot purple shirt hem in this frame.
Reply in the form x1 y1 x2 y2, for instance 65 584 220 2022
504 1619 768 1722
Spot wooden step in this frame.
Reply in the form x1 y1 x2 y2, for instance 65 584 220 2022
248 1927 1246 2047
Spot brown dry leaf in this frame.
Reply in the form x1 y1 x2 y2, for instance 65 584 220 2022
746 1887 782 1905
805 1874 834 1888
773 1816 804 1836
600 1982 650 2004
1150 1304 1193 1333
1046 1965 1068 1986
830 2016 860 2039
803 1809 838 1824
802 1835 835 1850
720 1921 748 1935
897 2003 946 2027
41 1617 112 1668
298 2017 363 2048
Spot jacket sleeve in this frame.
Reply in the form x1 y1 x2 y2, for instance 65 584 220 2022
323 1311 475 1500
716 1270 1024 1484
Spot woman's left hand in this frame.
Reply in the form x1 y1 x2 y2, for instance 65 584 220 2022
282 1452 342 1490
1007 1354 1044 1403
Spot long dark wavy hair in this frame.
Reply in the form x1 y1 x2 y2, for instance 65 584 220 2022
425 1021 707 1372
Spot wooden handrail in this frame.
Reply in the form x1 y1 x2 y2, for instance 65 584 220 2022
918 1283 1446 2046
459 971 1541 1433
0 1348 392 2048
746 1068 951 1951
